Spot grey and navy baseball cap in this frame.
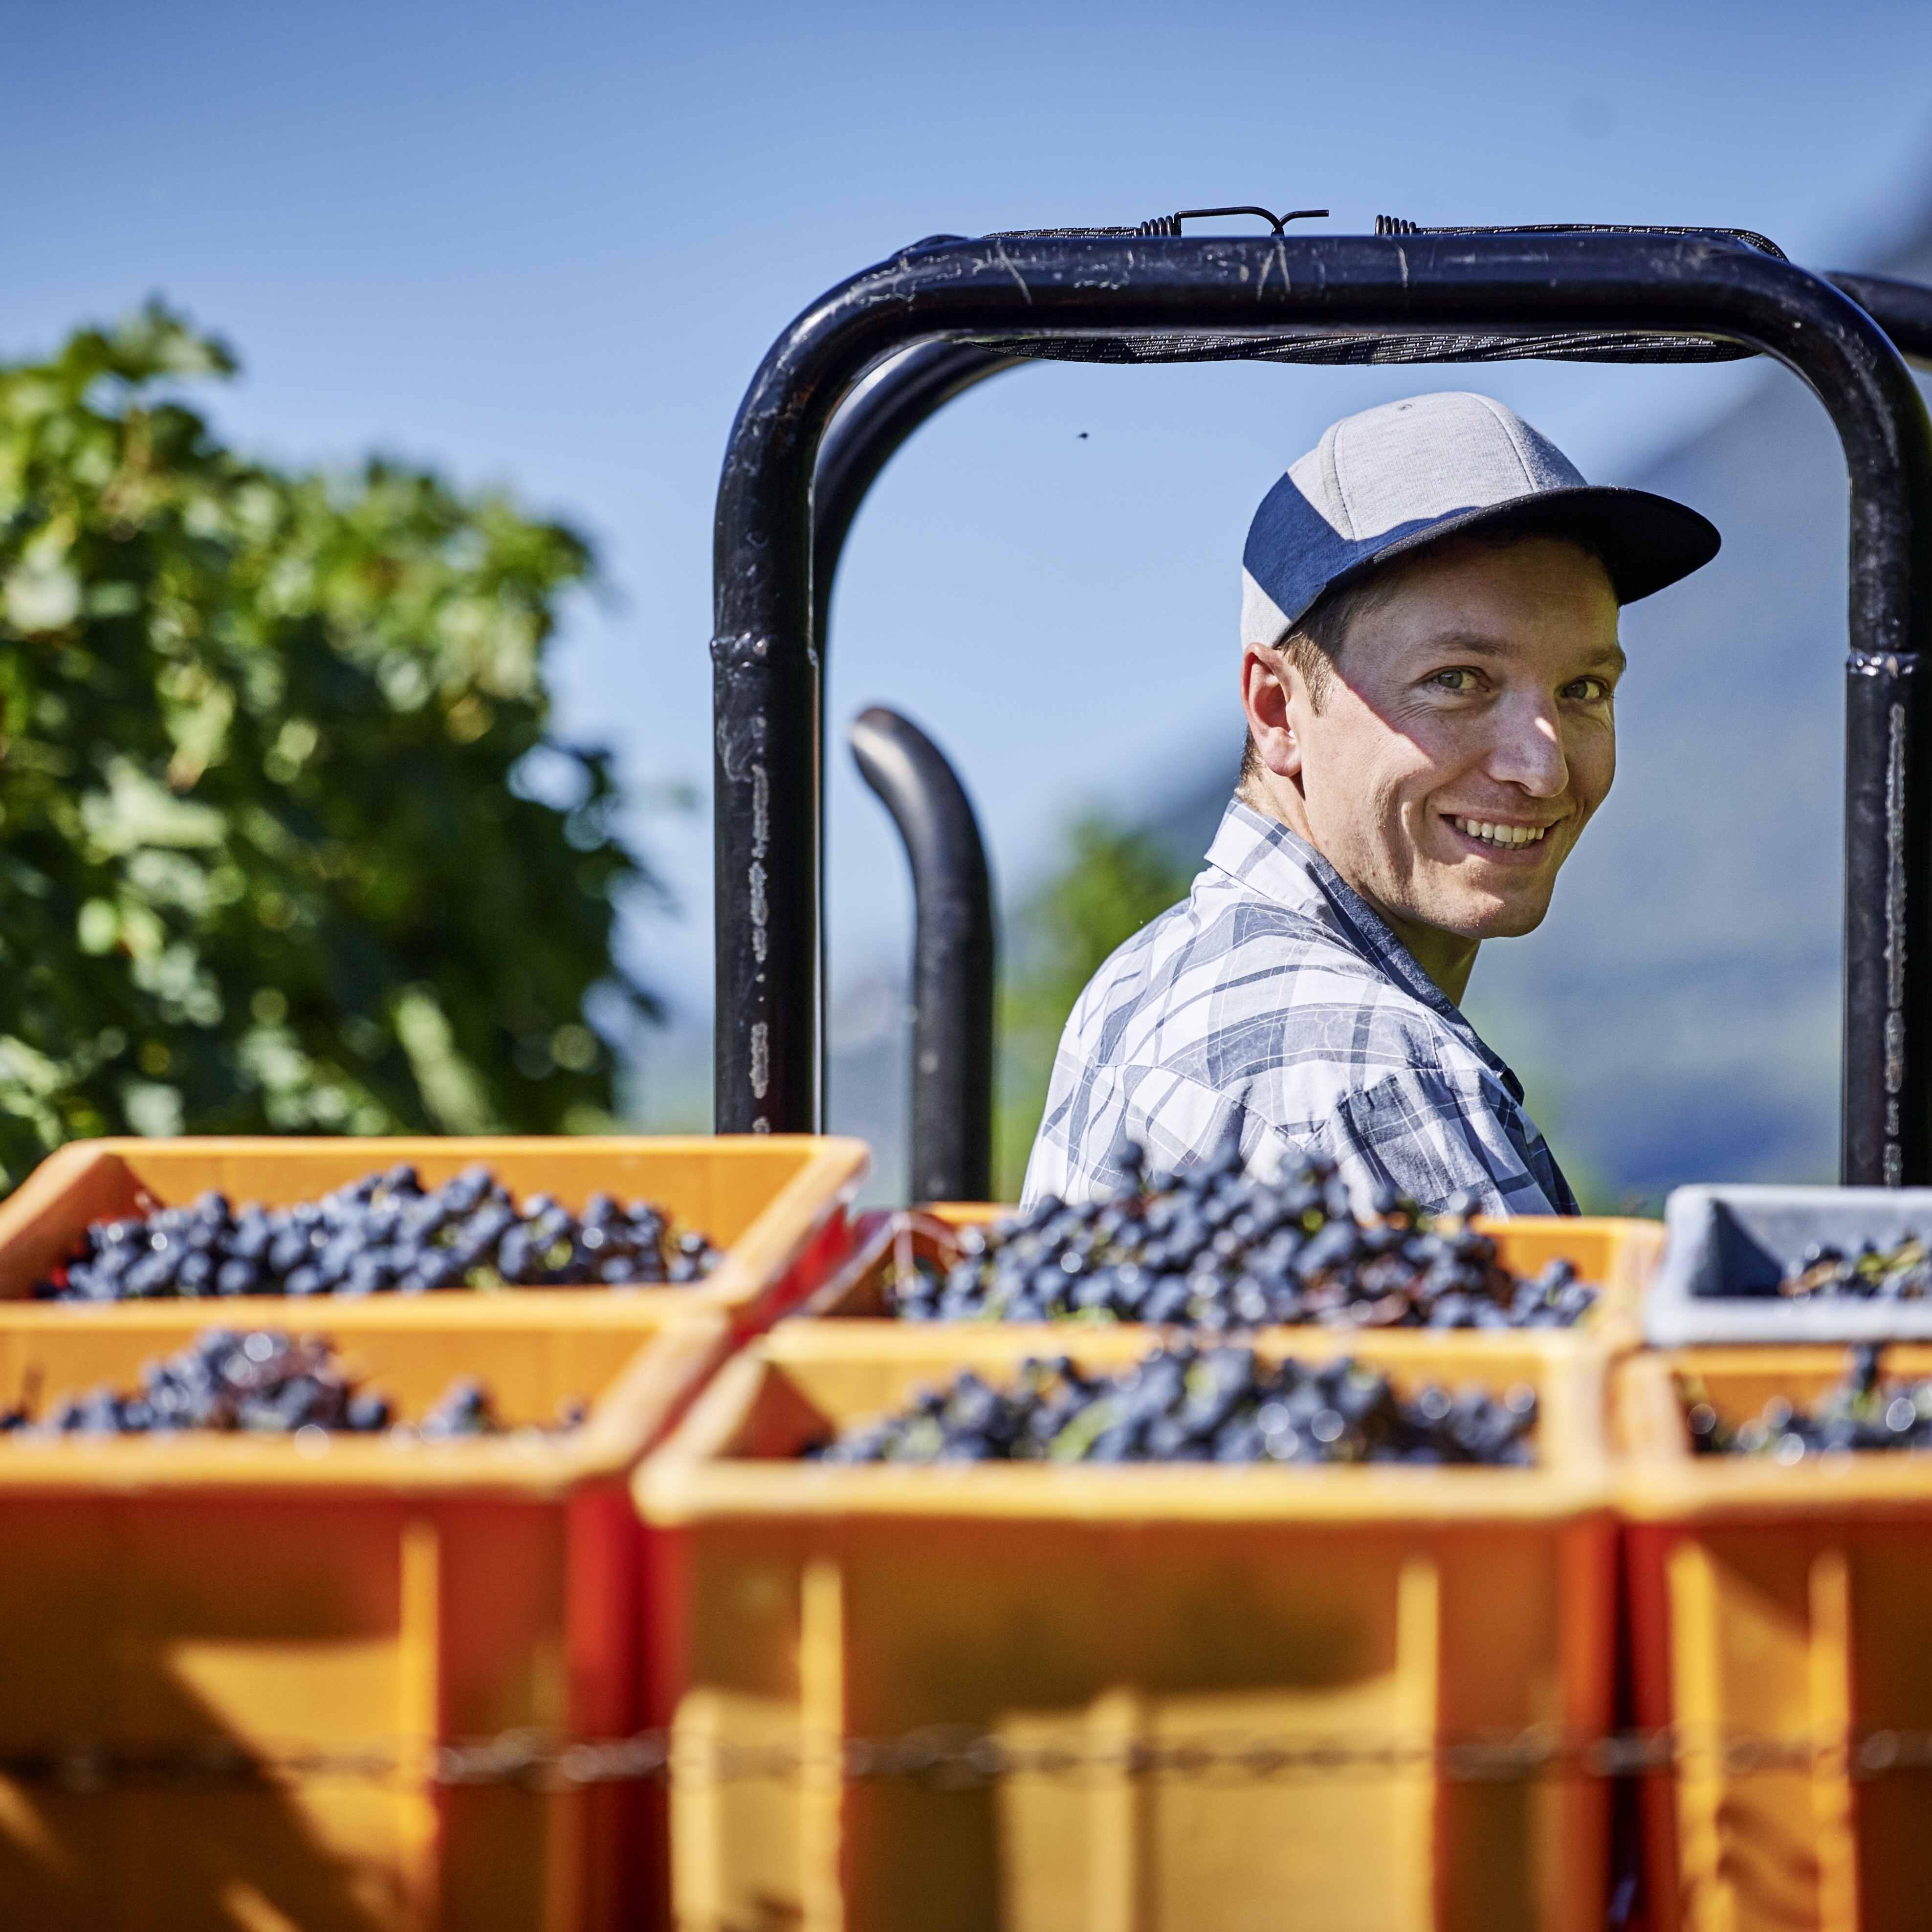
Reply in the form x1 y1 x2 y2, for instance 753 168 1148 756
1240 391 1720 646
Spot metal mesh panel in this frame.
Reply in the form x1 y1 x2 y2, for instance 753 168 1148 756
981 225 1149 239
970 328 1751 367
1371 218 1787 260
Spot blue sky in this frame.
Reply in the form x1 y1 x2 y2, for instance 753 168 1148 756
10 0 1932 1121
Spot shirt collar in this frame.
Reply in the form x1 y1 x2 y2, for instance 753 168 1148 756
1204 798 1524 1098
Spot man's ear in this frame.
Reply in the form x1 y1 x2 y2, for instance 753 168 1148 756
1242 644 1304 782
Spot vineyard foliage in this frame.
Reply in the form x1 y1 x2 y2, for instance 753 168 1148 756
0 305 654 1186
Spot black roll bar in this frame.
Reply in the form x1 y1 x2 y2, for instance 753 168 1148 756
806 342 1011 1149
812 341 1012 644
847 706 995 1202
1831 274 1932 370
716 231 1932 1189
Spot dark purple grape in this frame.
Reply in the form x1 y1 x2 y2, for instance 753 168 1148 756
814 1343 1537 1467
905 1146 1595 1331
34 1166 722 1302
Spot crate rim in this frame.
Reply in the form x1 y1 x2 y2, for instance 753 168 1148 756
635 1324 1614 1527
1615 1344 1932 1520
800 1205 1660 1352
0 1307 733 1498
0 1132 871 1320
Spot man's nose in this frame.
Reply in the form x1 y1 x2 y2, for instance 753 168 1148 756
1486 697 1569 797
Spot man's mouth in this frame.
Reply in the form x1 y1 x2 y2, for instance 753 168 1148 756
1449 815 1550 851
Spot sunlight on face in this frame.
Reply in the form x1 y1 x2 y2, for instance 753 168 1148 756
1291 535 1622 949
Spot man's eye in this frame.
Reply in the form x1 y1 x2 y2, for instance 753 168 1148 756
1431 668 1480 693
1563 677 1611 702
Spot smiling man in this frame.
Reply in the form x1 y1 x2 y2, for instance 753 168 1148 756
1023 392 1719 1215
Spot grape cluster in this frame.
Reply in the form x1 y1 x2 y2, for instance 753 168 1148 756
1686 1344 1932 1461
893 1146 1594 1330
0 1329 585 1439
1780 1235 1932 1301
815 1342 1539 1467
39 1164 722 1302
6 1328 389 1434
403 1376 586 1441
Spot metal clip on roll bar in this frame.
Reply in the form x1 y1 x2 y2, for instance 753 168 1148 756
718 226 1932 1190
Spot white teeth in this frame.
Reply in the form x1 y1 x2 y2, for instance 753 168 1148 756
1453 816 1547 849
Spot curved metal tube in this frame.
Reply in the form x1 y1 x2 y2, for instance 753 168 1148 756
1830 273 1932 370
812 342 1014 644
808 343 1014 1135
714 230 1932 1190
808 277 1932 631
848 707 994 1202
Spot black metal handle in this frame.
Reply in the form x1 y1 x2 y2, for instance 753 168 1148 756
715 229 1932 1193
848 707 994 1203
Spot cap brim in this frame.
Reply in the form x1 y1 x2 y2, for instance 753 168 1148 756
1343 485 1720 607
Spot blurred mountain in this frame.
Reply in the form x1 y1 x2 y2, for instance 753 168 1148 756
1149 219 1932 1208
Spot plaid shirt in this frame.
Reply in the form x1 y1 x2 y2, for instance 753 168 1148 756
1022 800 1579 1218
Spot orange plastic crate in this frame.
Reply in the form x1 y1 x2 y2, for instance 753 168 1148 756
1617 1346 1932 1932
0 1134 868 1931
638 1321 1618 1932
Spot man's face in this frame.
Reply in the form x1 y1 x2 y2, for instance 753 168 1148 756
1251 534 1623 945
